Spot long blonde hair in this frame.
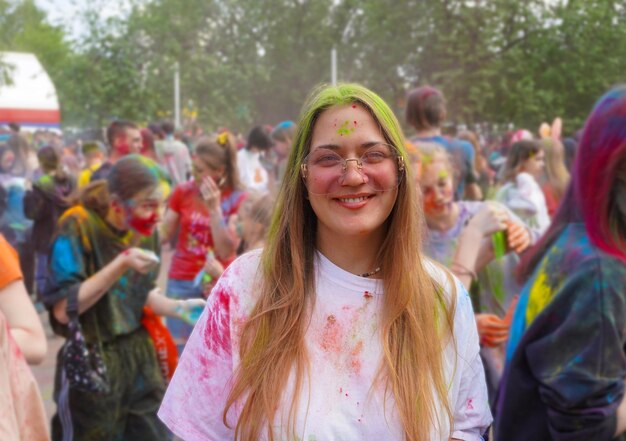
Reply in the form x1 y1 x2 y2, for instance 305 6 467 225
224 83 456 441
541 138 570 201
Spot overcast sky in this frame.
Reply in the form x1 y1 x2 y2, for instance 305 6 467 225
35 0 132 39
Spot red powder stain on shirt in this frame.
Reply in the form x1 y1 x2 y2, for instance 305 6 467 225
466 398 474 410
349 341 364 374
363 291 373 300
320 314 343 353
203 286 231 355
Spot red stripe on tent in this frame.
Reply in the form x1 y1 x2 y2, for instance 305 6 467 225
0 108 60 124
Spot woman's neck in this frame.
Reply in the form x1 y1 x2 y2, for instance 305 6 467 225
425 202 460 232
105 207 127 232
316 229 385 278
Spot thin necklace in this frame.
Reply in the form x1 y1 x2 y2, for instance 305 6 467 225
358 267 381 278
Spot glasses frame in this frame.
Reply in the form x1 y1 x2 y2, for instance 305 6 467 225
300 142 405 180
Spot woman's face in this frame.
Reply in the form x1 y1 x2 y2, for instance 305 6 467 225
273 139 291 159
520 149 545 178
122 185 166 236
192 156 224 186
420 159 455 218
305 103 399 242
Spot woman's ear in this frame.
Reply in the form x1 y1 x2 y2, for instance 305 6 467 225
110 195 124 213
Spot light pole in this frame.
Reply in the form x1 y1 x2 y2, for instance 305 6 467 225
331 47 337 85
174 62 181 129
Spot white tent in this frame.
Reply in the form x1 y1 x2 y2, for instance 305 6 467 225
0 52 61 131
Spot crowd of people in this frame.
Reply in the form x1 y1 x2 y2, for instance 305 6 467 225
0 81 624 441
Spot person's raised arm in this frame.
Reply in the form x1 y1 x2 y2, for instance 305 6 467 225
200 176 238 259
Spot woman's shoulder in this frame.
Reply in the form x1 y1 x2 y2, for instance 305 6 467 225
218 249 264 290
422 258 471 306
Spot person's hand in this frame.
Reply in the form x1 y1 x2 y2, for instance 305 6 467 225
466 202 508 237
476 313 509 348
119 248 159 274
199 176 221 212
203 250 225 279
505 220 531 254
175 298 207 325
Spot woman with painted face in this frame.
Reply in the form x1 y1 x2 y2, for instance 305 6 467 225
495 86 626 441
159 84 492 440
43 155 204 441
417 141 536 403
160 133 246 354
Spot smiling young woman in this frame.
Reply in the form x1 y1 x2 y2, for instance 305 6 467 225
159 84 492 441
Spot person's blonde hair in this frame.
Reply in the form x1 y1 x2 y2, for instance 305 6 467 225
224 83 457 441
541 138 570 201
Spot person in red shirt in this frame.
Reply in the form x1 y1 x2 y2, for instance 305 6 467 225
161 133 246 354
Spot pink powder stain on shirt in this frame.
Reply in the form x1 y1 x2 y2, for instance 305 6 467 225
467 398 474 410
320 314 343 353
203 286 232 354
349 341 364 374
363 291 373 300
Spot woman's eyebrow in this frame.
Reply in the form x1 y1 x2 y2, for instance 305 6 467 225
311 141 386 151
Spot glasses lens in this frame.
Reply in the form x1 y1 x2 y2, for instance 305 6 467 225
302 143 404 196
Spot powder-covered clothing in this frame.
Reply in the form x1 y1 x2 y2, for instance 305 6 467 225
51 327 167 441
495 223 626 441
159 249 492 440
0 310 49 441
424 201 524 401
237 149 269 193
411 135 476 200
167 181 246 280
42 186 168 441
495 172 550 234
43 198 160 343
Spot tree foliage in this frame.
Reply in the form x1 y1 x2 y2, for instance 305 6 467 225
1 0 624 134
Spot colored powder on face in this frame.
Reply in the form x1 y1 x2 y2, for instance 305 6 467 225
337 120 355 136
420 154 434 166
438 170 449 180
352 104 357 109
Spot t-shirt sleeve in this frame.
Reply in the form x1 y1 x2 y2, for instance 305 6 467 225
0 235 23 289
168 185 184 213
523 264 626 440
451 281 493 440
158 276 236 441
42 215 88 309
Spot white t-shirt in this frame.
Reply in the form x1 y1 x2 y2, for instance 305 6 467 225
495 172 550 234
237 149 269 192
158 249 492 440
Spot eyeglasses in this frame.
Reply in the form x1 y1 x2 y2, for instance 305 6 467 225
301 143 404 194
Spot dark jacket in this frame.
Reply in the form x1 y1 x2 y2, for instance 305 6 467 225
23 173 75 253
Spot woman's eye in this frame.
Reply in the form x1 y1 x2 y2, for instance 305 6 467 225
313 155 342 166
362 151 387 162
